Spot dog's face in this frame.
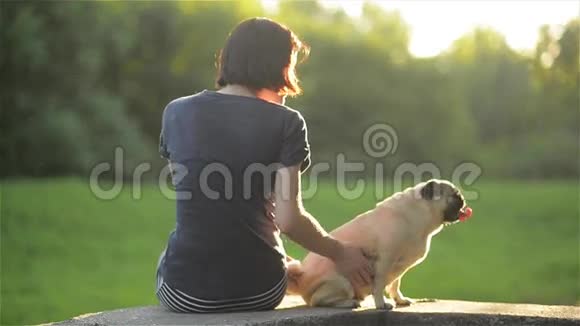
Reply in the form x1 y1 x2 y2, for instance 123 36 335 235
419 179 469 225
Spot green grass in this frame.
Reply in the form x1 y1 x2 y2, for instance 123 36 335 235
1 178 578 325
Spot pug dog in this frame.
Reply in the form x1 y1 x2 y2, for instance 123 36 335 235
286 179 473 310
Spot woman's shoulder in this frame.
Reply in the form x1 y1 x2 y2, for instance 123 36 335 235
164 90 303 118
161 92 307 136
161 92 217 121
164 92 206 111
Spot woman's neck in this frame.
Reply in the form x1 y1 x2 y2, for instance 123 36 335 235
217 84 285 105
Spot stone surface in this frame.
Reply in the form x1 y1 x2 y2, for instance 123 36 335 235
52 295 579 326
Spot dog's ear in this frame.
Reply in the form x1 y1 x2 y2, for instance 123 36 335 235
421 180 436 200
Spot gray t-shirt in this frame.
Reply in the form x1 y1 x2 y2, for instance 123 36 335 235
158 90 310 299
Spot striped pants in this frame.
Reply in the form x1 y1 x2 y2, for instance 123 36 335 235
155 250 287 313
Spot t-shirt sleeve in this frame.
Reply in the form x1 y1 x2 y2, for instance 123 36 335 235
280 111 311 172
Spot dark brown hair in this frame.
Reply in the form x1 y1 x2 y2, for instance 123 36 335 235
216 17 309 96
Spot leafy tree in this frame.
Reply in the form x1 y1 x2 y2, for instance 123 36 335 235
1 1 576 179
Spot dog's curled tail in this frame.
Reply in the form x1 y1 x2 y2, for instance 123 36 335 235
285 256 303 295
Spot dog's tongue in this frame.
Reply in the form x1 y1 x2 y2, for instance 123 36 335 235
458 207 473 222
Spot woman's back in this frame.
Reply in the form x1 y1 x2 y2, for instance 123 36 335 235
158 90 310 301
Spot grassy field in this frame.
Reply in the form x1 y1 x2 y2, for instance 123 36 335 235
1 178 578 325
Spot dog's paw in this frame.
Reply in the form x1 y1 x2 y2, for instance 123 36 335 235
394 296 415 306
374 297 394 310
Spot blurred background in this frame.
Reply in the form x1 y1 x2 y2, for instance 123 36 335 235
1 1 578 324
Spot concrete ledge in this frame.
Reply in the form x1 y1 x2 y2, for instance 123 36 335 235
52 295 579 326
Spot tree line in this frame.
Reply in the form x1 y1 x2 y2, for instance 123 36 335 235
2 1 578 179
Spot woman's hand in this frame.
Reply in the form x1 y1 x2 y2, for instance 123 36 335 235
273 164 372 288
331 242 373 289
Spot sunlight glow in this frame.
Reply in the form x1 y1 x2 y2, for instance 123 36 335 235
315 1 578 57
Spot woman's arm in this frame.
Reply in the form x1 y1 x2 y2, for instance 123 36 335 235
273 165 372 288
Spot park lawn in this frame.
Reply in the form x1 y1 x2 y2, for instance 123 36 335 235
1 178 578 325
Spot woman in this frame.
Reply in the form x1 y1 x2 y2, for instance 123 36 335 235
156 17 372 313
